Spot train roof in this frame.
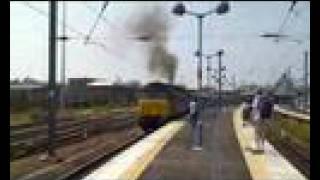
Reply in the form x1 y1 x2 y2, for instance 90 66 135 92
144 82 187 93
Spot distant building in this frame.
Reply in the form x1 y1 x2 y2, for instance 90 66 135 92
10 77 140 109
273 73 298 105
10 84 47 110
66 78 96 106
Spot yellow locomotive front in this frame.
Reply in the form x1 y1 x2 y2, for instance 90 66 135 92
136 82 189 132
137 99 170 118
136 83 171 132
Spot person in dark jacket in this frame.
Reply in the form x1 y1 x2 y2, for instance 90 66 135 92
255 90 274 152
242 96 253 126
260 91 274 120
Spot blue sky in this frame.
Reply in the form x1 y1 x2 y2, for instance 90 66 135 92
10 1 310 89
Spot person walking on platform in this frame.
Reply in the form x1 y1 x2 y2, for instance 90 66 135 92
251 89 263 151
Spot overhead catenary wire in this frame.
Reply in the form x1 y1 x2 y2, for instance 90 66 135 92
80 3 142 60
82 3 153 45
79 1 132 56
82 2 300 43
22 2 108 46
279 1 297 33
84 1 109 44
21 1 132 60
274 1 298 42
73 32 273 42
289 1 297 12
22 1 86 37
81 3 140 50
82 3 130 35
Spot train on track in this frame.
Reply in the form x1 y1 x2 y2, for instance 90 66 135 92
136 82 190 133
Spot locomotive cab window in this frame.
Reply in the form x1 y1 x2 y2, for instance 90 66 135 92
140 87 168 99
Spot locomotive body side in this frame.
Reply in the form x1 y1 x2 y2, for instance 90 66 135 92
168 88 190 119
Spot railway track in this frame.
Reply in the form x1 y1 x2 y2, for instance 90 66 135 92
265 123 310 179
10 113 135 160
270 137 310 179
55 119 185 180
270 105 310 178
57 133 147 180
242 104 310 179
12 125 144 180
13 128 146 180
276 104 310 116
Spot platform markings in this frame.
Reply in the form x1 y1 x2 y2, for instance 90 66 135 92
82 120 186 180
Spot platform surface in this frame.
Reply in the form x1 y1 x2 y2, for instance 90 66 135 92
82 120 185 180
233 105 307 180
140 106 251 180
81 105 306 180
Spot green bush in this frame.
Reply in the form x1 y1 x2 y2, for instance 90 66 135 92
272 115 310 147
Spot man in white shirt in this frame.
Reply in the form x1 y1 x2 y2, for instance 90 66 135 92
189 97 202 150
251 89 263 152
190 101 196 117
189 99 197 129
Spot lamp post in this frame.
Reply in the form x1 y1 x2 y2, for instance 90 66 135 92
217 49 224 109
172 2 230 150
172 1 230 90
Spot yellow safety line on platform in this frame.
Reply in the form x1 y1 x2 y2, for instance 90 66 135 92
233 105 307 180
121 121 183 180
82 120 185 180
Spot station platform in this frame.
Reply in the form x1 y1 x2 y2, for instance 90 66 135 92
140 107 251 180
81 105 307 180
233 106 307 180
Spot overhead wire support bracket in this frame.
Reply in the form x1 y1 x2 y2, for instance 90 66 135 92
275 1 298 42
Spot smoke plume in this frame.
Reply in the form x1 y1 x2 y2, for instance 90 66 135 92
127 4 178 84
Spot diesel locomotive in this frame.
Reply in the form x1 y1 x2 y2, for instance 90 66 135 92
136 82 190 132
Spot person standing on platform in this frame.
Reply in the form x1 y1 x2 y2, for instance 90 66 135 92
257 90 275 151
189 97 202 150
189 97 197 128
